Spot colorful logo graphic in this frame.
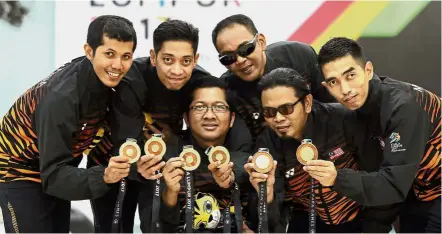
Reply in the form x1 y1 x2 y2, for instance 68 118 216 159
389 132 401 144
288 0 431 51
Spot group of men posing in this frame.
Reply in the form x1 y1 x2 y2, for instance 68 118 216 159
0 14 440 233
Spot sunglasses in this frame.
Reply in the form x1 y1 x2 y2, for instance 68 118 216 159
262 98 304 118
218 34 258 66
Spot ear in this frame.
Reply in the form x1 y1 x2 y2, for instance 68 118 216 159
258 33 267 51
304 94 313 114
229 112 235 128
84 43 93 60
150 49 156 66
193 53 200 68
365 61 374 80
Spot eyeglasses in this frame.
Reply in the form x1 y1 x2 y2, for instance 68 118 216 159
262 98 304 118
218 34 258 66
189 105 230 114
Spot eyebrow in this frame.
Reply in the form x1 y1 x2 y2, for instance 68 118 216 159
324 67 355 83
106 48 132 55
162 53 193 58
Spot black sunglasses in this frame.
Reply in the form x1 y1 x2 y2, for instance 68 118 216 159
218 34 258 66
262 97 304 118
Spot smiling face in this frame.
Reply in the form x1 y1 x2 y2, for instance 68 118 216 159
186 87 234 148
215 24 267 82
84 36 134 88
321 55 373 110
261 86 312 140
150 40 199 91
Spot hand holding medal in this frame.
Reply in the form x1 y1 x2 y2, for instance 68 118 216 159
244 148 277 233
206 146 234 189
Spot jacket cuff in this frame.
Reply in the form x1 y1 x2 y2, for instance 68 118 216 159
88 166 111 199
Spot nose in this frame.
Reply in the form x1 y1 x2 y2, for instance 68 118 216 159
111 57 123 70
235 54 247 64
203 108 216 119
170 63 184 75
340 80 351 96
274 111 286 122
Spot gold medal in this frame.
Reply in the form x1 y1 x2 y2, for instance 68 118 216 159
296 139 318 165
119 138 141 164
206 146 230 167
252 148 274 174
180 145 201 171
144 134 166 160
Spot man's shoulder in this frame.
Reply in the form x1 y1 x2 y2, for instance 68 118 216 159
267 41 314 54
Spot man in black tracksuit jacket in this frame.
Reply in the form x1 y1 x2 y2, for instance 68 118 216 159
159 77 252 233
310 37 441 233
211 14 335 142
0 15 138 233
247 68 394 233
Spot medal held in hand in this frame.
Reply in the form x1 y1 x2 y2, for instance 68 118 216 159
297 139 317 233
144 134 166 160
252 148 274 173
119 138 141 164
206 146 230 167
180 145 201 171
145 134 166 233
296 139 318 165
252 148 273 233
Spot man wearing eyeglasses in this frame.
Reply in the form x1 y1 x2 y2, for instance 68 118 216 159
160 76 252 233
247 67 394 232
212 14 335 142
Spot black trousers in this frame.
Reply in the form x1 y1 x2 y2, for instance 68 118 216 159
90 179 139 233
399 192 441 233
0 181 71 233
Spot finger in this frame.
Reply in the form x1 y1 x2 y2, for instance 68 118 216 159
218 169 233 181
310 174 324 181
247 156 253 163
208 161 220 172
169 168 185 178
111 155 130 163
141 156 164 170
165 158 184 172
250 172 268 180
171 175 183 184
306 171 328 178
217 163 232 174
148 172 163 180
303 165 328 173
139 154 156 164
145 123 162 134
251 177 266 184
146 161 166 174
269 161 277 176
306 160 332 167
109 161 130 169
244 163 255 174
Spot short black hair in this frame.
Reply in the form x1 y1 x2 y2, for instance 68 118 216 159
258 68 311 102
318 37 366 68
211 14 258 50
87 15 137 54
186 76 232 109
153 19 199 55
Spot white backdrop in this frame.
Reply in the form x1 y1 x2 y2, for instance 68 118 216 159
54 0 323 77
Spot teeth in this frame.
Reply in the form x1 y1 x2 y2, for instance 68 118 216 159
107 72 120 77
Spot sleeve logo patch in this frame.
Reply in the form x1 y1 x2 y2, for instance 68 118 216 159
389 132 406 152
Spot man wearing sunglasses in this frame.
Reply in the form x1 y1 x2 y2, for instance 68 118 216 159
212 14 334 142
248 67 395 232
